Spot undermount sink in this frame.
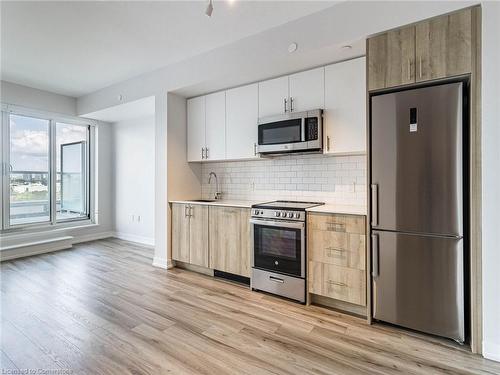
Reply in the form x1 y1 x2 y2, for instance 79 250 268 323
191 199 216 203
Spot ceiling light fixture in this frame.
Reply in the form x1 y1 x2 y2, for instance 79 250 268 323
341 45 353 51
205 0 214 17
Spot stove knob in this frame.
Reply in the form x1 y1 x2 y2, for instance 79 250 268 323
253 209 259 215
288 212 293 218
294 212 301 219
275 211 280 217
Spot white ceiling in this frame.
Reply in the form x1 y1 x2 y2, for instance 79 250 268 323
84 96 155 123
1 1 336 98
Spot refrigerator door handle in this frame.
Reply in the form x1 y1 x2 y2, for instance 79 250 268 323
371 233 379 278
371 184 378 226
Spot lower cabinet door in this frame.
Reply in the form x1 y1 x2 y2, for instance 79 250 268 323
172 204 190 263
189 205 209 267
209 206 251 277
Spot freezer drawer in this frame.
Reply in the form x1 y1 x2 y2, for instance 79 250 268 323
370 82 463 236
372 231 464 342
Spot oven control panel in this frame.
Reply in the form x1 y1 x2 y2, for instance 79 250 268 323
252 208 305 221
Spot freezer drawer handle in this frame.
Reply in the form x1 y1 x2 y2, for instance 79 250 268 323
371 184 378 226
371 234 379 278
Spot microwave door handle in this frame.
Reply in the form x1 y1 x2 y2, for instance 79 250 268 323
301 118 306 141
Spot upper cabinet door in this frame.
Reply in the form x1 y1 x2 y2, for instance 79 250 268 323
368 25 416 91
258 76 289 118
324 57 366 155
226 83 259 160
187 96 205 162
205 91 226 161
416 8 472 82
288 67 325 112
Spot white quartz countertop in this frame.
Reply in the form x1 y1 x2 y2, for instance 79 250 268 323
306 204 367 216
169 199 261 208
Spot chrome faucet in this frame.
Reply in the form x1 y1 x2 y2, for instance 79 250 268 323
208 172 222 200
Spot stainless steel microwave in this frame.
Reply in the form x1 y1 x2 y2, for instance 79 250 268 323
257 109 323 155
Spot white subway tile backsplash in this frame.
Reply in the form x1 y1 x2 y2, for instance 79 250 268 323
201 154 367 206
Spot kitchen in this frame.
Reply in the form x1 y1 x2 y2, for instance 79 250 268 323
1 1 499 373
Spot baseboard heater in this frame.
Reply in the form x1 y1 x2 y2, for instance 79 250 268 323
214 270 250 286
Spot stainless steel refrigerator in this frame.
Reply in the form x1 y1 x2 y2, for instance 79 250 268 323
370 82 465 343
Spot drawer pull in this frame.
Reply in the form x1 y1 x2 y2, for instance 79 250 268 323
327 280 347 287
325 247 345 257
269 276 284 283
326 223 346 232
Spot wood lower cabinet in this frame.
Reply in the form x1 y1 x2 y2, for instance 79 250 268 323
189 204 209 267
172 203 190 263
209 206 251 277
307 212 367 307
171 203 209 267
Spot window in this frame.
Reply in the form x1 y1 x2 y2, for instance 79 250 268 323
1 108 93 230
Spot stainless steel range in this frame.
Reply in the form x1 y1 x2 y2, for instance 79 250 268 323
250 200 323 303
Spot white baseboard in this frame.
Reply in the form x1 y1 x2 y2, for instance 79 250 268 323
113 231 155 247
72 231 114 244
0 236 73 261
152 257 174 269
483 340 500 362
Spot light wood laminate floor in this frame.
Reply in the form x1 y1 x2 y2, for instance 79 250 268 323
1 238 499 375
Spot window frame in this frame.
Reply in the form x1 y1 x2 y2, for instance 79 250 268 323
1 103 96 233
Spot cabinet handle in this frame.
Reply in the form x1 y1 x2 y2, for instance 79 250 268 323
419 56 422 78
284 98 288 113
327 136 331 152
326 247 345 254
189 205 193 218
254 143 257 156
407 58 411 80
327 280 347 287
184 205 189 217
201 147 205 159
290 97 294 112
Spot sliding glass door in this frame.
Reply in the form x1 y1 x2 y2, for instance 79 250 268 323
1 109 92 230
9 114 51 225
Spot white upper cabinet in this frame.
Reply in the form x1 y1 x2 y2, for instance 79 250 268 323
226 83 259 160
205 91 226 161
187 96 205 162
324 57 366 155
288 67 325 112
258 76 289 118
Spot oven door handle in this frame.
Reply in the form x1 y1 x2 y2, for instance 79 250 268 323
250 218 305 230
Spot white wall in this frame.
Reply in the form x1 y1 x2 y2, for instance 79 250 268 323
152 93 202 268
1 80 77 116
112 116 155 245
481 0 500 362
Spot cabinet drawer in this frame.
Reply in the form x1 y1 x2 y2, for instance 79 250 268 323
308 261 366 306
308 213 365 234
323 264 366 306
309 229 365 270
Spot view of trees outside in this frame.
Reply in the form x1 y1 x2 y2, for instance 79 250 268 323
9 114 88 225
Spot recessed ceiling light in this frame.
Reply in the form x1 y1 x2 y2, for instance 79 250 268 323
341 45 353 50
205 0 214 17
288 42 298 53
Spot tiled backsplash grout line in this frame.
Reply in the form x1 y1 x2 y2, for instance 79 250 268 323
201 154 366 206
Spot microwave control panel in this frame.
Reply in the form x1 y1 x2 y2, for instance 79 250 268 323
306 117 319 141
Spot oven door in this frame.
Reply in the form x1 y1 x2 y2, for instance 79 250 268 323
251 218 305 278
